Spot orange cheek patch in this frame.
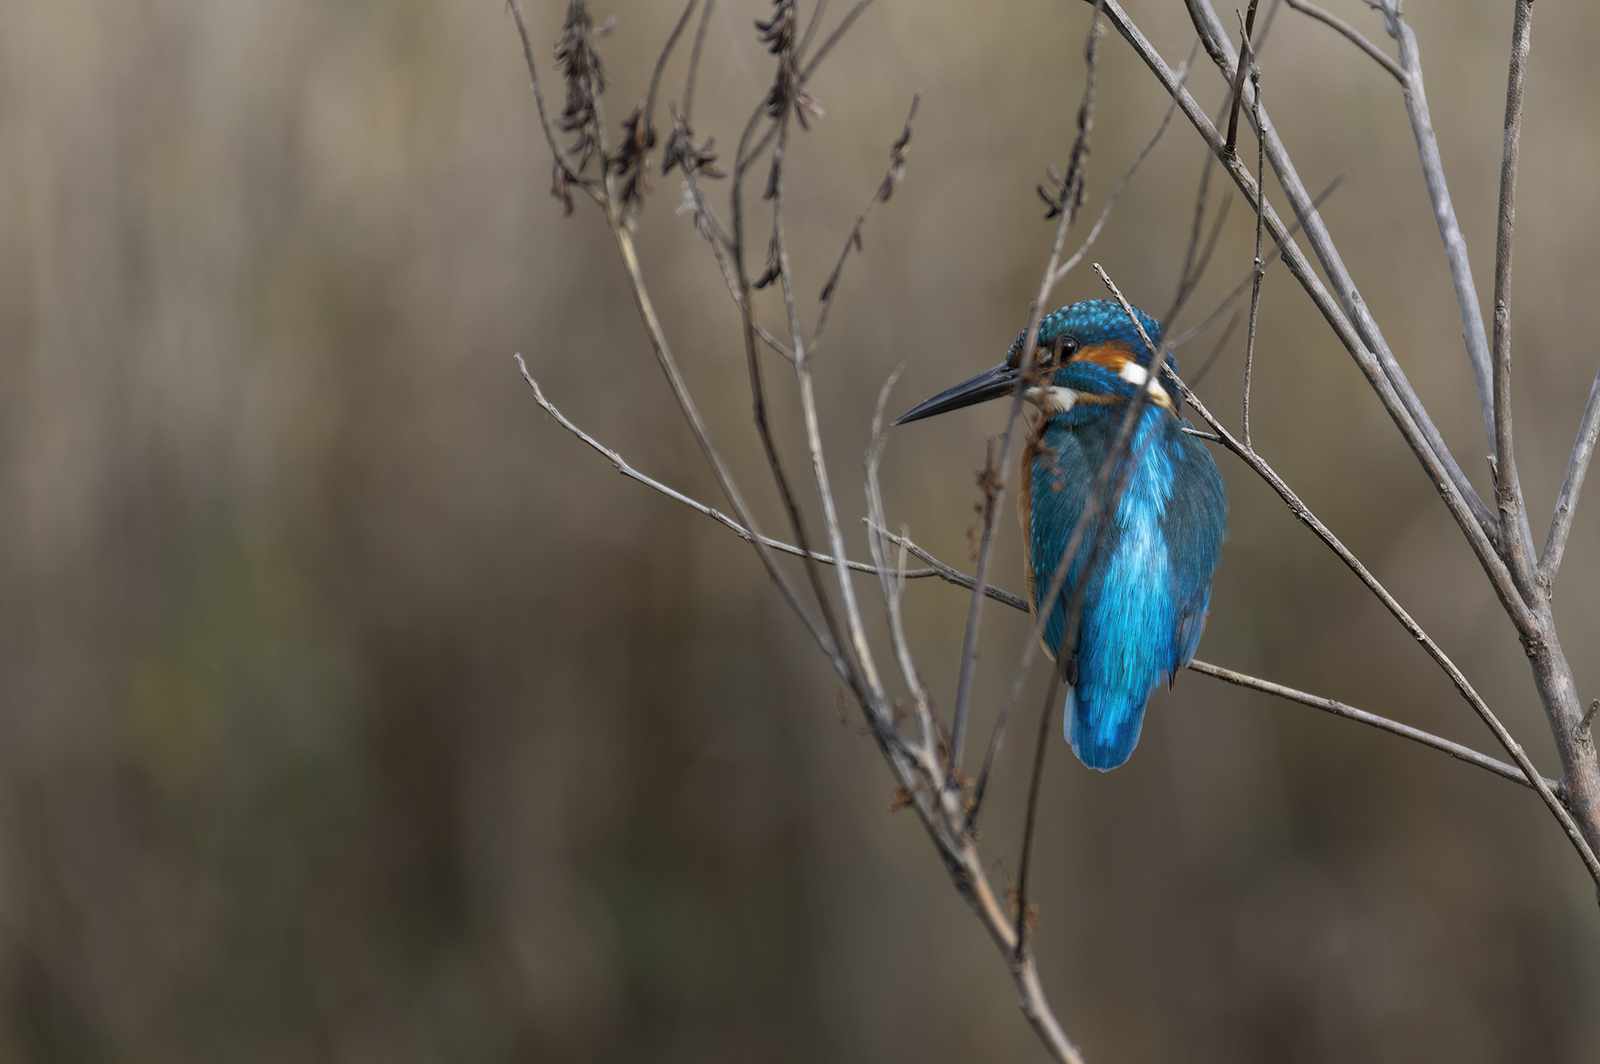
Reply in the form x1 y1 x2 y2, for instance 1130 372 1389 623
1069 341 1141 372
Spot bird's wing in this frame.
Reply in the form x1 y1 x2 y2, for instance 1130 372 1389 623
1163 423 1230 677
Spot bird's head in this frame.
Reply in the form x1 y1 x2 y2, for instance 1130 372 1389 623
893 300 1176 426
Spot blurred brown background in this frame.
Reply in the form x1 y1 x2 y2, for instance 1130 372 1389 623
3 0 1598 1060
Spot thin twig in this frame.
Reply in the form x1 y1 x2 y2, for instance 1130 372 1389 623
814 95 919 350
1376 0 1496 452
1168 171 1344 352
1160 344 1600 885
1186 308 1241 389
1241 59 1265 450
1175 0 1505 557
866 367 939 754
1222 0 1261 156
507 0 601 204
801 0 876 79
1491 0 1538 600
644 0 698 135
1539 368 1600 581
768 93 891 711
1188 662 1559 792
949 0 1106 781
1285 0 1404 83
1051 48 1193 288
1012 659 1063 960
682 0 715 122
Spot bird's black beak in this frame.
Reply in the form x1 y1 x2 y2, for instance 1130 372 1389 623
892 362 1019 426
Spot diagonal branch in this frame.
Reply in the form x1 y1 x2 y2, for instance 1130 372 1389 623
1285 0 1404 83
1189 662 1559 793
1179 0 1501 552
1156 346 1600 886
1539 367 1600 581
814 95 919 351
1094 0 1525 632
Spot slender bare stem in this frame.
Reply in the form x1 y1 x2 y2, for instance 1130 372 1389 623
800 0 876 79
1491 0 1538 599
1177 0 1503 553
1168 172 1344 351
682 0 715 122
1241 64 1264 450
771 116 890 709
1189 662 1559 792
507 0 601 203
814 95 919 350
643 0 698 132
867 369 939 754
1012 660 1064 958
947 2 1106 780
1539 368 1600 581
1285 0 1404 83
1051 52 1191 287
1164 356 1600 885
1223 0 1261 156
1373 0 1495 445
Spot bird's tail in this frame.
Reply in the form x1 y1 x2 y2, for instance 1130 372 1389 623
1064 686 1149 771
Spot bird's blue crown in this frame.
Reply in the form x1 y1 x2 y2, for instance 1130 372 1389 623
1006 300 1166 369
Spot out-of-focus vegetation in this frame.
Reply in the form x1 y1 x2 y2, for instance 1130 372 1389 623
1 1 1597 1060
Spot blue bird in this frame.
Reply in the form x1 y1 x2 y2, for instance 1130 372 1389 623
895 300 1228 770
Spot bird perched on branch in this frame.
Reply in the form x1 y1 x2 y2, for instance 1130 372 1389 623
895 300 1228 770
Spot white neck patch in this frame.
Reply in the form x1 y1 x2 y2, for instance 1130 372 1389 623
1025 385 1079 414
1119 360 1172 406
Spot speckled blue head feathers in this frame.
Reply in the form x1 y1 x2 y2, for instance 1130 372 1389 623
1008 300 1165 368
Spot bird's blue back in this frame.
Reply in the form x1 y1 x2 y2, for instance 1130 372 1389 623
1017 303 1228 769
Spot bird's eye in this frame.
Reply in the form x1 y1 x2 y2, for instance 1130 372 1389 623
1060 336 1080 357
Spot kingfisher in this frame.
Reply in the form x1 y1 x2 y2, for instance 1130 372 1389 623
894 300 1228 770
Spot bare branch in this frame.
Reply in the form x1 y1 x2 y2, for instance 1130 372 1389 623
518 378 1558 830
1241 60 1265 450
1189 661 1559 792
800 0 876 79
1370 0 1497 460
949 0 1106 780
866 368 939 754
681 0 715 123
1491 0 1538 597
1539 367 1600 580
1168 171 1345 352
644 0 697 135
1285 0 1405 83
767 101 891 710
1118 0 1521 618
1223 0 1261 156
1178 0 1504 552
1157 348 1600 885
814 95 919 349
1052 47 1193 288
